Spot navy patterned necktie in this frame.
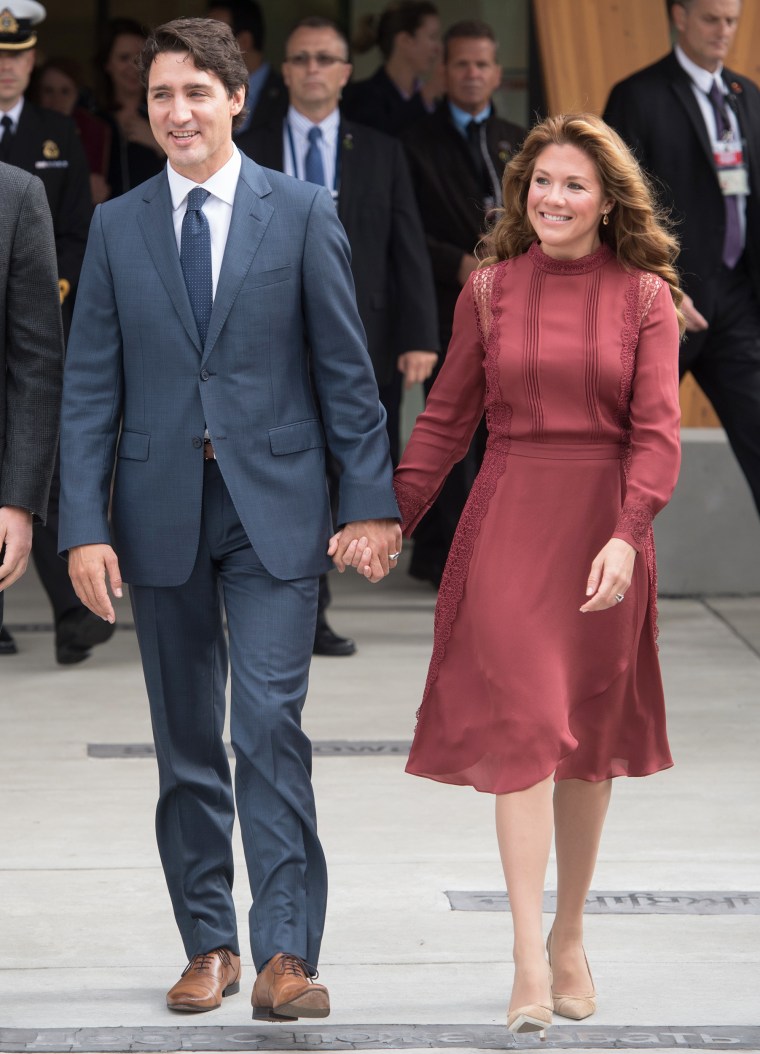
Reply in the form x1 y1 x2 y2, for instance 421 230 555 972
304 126 326 186
707 81 743 269
0 114 14 162
180 187 213 346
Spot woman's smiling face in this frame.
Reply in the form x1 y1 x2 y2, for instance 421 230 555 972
527 143 613 260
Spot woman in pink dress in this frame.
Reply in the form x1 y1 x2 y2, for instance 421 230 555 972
392 114 684 1036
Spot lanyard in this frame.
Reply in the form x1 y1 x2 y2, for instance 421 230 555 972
286 123 341 202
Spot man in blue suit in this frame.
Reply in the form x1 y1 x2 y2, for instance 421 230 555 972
58 17 400 1019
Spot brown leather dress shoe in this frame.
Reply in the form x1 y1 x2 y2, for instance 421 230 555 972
251 952 330 1020
166 948 241 1012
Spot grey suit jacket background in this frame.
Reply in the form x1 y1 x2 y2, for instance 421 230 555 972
0 163 64 522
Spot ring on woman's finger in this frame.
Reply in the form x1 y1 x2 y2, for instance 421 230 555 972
614 593 625 603
389 551 402 560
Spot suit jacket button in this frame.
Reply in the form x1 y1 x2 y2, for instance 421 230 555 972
200 368 210 380
192 436 203 448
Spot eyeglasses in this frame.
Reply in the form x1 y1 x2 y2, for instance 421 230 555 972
285 52 349 68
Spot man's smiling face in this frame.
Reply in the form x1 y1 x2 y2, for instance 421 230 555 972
147 50 244 182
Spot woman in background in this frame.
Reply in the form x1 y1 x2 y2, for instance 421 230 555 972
94 18 164 197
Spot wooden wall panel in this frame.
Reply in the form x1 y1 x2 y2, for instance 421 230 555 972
532 0 670 116
679 375 721 428
727 6 760 82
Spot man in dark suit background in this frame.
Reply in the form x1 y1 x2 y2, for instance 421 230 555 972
206 0 287 134
59 17 400 1018
238 15 439 655
400 19 524 585
0 0 108 663
605 0 760 518
0 162 63 629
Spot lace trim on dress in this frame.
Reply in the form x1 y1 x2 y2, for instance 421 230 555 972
615 500 653 547
617 270 664 643
418 263 513 718
393 478 428 533
472 265 497 345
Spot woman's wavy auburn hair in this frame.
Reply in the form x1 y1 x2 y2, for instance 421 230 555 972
480 113 685 333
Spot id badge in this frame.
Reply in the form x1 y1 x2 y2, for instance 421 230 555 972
714 141 750 196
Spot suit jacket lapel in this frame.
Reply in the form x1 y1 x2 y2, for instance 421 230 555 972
337 120 355 224
668 56 715 169
203 157 274 363
137 172 202 353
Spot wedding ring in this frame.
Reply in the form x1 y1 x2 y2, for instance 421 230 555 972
615 593 625 603
389 551 402 560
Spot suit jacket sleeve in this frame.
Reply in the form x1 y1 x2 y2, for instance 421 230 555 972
302 187 400 526
393 274 486 535
58 205 123 553
613 279 681 551
0 175 63 521
388 140 440 352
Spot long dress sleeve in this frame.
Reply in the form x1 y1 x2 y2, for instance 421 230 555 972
393 273 486 535
613 277 681 551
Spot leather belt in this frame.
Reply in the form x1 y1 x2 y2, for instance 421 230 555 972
203 439 216 460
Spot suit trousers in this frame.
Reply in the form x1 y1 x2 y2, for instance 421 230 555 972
681 260 760 517
129 460 326 971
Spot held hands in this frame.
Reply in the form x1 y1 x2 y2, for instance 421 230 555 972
397 350 438 389
68 543 123 623
579 537 636 613
327 518 403 584
0 506 33 593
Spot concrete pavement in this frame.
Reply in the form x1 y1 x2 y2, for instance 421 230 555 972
0 558 759 1052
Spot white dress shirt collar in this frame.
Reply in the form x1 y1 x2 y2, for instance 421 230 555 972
0 97 25 128
675 44 725 96
287 104 340 146
166 144 242 211
284 105 340 187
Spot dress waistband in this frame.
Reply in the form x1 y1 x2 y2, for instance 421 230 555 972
506 439 624 460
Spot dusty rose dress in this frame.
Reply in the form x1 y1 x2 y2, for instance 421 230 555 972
393 243 681 794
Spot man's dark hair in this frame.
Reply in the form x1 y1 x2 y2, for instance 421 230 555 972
285 16 349 58
138 17 249 129
353 1 438 60
207 0 265 52
443 20 498 62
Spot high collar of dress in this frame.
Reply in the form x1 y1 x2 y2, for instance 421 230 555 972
528 241 613 275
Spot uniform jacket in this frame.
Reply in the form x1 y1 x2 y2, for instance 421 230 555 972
58 154 398 586
0 164 63 520
3 102 92 306
238 116 440 385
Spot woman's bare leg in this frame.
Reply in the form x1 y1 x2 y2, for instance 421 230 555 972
495 774 554 1012
550 778 612 994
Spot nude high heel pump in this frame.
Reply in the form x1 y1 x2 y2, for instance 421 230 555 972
507 967 553 1040
507 1002 553 1039
546 930 597 1020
